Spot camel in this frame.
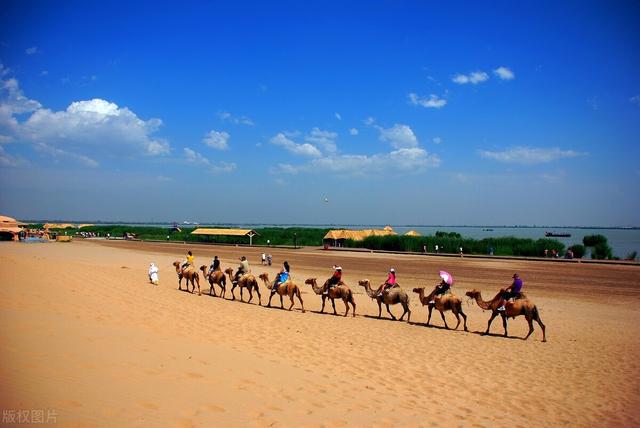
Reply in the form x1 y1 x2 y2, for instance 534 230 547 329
304 278 356 317
199 265 226 298
172 261 201 295
258 273 305 312
465 289 546 342
412 287 467 331
357 279 411 322
224 267 261 305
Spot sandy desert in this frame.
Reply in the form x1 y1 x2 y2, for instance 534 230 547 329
1 239 639 427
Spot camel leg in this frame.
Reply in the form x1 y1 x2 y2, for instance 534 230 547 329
209 283 216 297
196 279 201 296
385 303 396 320
427 306 433 326
377 300 382 318
331 298 337 315
460 308 468 331
485 312 499 335
501 314 509 337
524 315 534 340
297 290 305 313
288 293 295 311
453 311 461 330
440 310 449 329
247 287 254 303
267 291 274 307
239 286 245 302
320 295 326 313
280 294 284 309
399 304 410 322
342 297 349 317
251 285 262 306
230 283 237 300
536 315 546 342
351 300 356 317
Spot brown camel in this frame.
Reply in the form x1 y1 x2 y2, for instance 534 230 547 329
172 261 201 295
357 279 411 322
224 267 261 305
413 287 467 331
465 289 546 342
258 273 305 312
305 278 356 317
199 265 226 298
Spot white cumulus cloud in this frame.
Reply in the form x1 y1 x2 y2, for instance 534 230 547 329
432 137 443 144
479 146 588 164
305 128 338 153
25 46 39 55
452 71 489 85
203 130 230 150
270 133 322 157
19 98 170 156
378 124 418 149
408 93 447 109
349 128 358 136
494 66 515 80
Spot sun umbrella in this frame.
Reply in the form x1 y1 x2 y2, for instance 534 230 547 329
439 270 454 285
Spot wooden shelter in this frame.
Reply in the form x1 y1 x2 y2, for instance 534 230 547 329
0 215 25 241
323 226 397 246
191 228 260 245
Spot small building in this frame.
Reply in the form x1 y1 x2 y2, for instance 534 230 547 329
0 215 26 241
323 226 397 247
191 228 260 245
404 230 422 237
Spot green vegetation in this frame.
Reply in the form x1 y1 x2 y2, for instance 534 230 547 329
342 234 565 257
583 234 608 247
568 244 586 258
582 234 612 260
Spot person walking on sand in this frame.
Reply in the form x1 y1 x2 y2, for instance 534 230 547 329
261 253 266 265
376 268 396 296
148 262 159 285
497 273 524 311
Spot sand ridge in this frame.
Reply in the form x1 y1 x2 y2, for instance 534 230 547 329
1 240 639 427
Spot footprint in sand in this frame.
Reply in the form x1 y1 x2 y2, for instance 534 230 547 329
137 401 159 410
175 419 195 428
186 371 204 379
203 404 226 413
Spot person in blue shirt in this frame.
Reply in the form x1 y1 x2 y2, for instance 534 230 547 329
271 261 290 295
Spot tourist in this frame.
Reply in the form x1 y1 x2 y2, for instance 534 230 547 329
180 251 194 274
261 253 266 265
497 273 524 311
148 262 159 285
324 265 342 294
428 276 452 304
376 268 396 296
208 256 220 274
271 261 290 296
267 254 272 266
233 256 249 285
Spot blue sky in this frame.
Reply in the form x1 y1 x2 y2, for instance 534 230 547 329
1 1 639 226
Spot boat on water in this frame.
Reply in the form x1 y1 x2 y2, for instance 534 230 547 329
545 231 571 238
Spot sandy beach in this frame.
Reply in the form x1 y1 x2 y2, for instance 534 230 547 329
1 239 639 427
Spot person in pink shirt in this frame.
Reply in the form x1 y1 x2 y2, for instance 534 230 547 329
376 268 397 296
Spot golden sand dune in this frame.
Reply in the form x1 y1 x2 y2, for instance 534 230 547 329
1 240 639 427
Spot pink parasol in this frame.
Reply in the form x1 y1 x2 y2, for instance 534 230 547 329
439 270 454 285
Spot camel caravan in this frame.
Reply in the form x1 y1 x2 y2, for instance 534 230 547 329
170 255 547 342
